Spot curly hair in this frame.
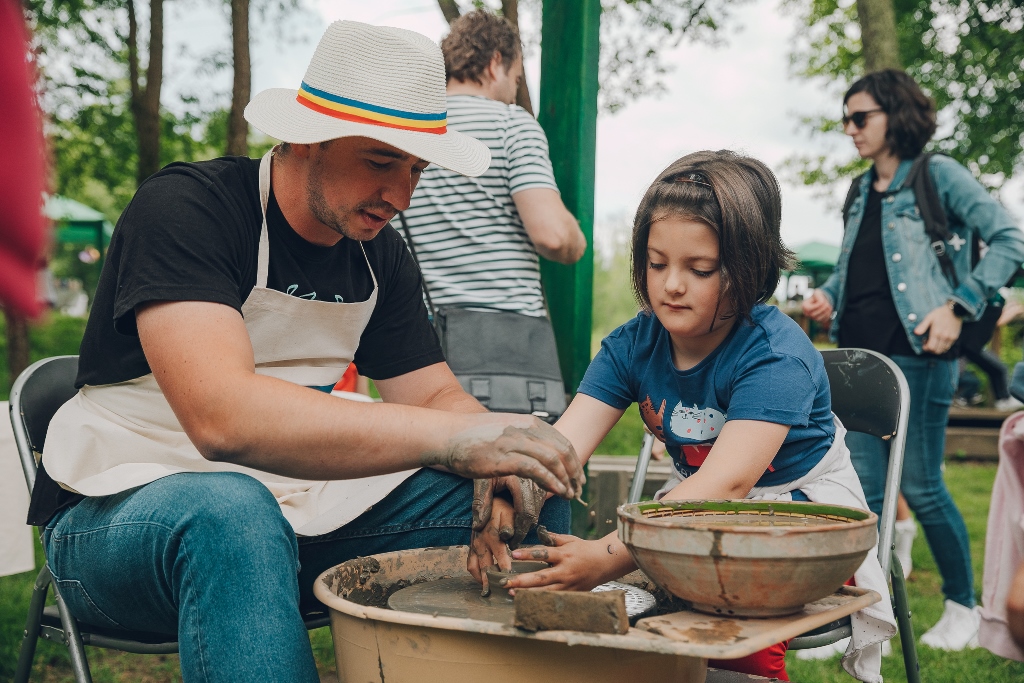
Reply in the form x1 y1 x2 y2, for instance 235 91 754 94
630 150 794 322
844 69 937 160
441 10 521 85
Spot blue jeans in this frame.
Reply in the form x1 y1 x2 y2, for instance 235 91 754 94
845 354 974 607
43 469 570 683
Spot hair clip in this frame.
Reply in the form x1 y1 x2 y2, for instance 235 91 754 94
673 172 713 189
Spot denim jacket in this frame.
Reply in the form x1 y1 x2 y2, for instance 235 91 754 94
818 155 1024 354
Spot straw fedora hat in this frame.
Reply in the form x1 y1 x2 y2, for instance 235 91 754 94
245 21 490 177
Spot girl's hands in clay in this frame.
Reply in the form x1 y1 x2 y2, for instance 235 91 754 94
503 532 636 593
468 496 515 593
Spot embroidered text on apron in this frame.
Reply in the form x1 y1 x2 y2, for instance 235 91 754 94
42 150 419 536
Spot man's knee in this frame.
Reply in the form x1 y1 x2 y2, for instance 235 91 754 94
173 472 296 559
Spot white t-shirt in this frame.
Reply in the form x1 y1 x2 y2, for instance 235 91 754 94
400 95 559 316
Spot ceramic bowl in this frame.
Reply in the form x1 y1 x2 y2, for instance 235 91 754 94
618 500 877 617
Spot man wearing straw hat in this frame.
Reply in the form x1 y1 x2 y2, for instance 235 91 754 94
31 21 582 681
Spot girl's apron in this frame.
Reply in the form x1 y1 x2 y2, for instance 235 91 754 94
42 150 419 537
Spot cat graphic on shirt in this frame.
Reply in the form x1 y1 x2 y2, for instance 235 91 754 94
669 403 726 467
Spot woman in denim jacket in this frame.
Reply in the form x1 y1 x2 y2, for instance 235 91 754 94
804 69 1024 651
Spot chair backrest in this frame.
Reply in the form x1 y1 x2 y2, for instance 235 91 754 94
8 355 80 493
820 348 910 578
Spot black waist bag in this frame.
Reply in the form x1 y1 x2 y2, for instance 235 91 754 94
436 307 566 419
399 214 567 421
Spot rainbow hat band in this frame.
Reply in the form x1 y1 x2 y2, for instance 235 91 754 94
296 82 447 135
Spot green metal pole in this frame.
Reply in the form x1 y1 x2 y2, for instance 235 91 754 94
537 0 600 394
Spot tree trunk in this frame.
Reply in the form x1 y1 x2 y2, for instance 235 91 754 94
227 0 250 156
5 311 30 391
128 0 164 185
855 0 901 72
501 0 533 115
437 0 461 24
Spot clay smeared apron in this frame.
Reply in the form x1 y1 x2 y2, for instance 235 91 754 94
42 150 419 536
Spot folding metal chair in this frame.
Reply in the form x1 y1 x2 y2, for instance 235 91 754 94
628 347 920 683
10 356 330 683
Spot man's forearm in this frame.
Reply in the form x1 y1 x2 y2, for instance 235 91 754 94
176 370 476 480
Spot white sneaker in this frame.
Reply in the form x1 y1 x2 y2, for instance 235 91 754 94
996 397 1024 412
919 600 981 650
893 518 917 579
795 636 848 660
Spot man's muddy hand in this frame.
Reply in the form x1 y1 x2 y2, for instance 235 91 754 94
468 496 515 595
422 413 585 501
472 476 547 549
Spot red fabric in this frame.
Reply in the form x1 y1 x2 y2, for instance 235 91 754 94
710 639 790 680
708 577 855 678
333 363 359 393
0 0 47 317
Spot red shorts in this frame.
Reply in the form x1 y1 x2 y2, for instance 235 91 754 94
709 640 789 680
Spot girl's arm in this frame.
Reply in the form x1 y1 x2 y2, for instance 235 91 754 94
507 419 790 592
554 393 628 466
661 420 789 500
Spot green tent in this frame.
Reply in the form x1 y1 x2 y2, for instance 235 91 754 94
43 195 114 249
791 241 840 286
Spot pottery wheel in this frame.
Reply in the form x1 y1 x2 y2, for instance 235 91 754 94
387 578 657 625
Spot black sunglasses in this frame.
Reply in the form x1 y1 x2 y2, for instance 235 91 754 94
842 108 884 129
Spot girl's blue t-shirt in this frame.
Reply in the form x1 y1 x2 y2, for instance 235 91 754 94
578 304 835 487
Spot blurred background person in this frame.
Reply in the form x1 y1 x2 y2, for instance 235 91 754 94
0 0 47 317
803 69 1024 651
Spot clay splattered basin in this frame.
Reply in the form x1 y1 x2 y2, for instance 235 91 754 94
618 500 877 617
314 546 706 683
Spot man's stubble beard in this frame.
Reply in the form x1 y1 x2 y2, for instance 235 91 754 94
306 153 361 241
305 153 396 242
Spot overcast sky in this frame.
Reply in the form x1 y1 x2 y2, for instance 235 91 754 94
160 0 1024 257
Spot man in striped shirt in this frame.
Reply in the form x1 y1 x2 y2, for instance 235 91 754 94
401 10 586 317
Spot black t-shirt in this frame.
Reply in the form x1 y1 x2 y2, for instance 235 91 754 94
76 156 443 388
29 156 444 526
838 186 917 357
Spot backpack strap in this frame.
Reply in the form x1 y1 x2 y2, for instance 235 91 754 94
397 212 438 320
841 173 867 228
904 152 959 288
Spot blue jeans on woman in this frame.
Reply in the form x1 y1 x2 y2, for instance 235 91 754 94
845 354 975 607
43 468 569 683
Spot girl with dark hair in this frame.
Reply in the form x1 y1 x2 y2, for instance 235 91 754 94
473 150 895 681
803 69 1024 651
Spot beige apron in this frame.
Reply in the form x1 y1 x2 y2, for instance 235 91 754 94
42 150 419 536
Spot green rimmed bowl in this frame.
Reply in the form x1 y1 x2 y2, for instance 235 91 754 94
618 500 877 617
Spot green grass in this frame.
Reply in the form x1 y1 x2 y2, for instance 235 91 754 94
3 463 1020 682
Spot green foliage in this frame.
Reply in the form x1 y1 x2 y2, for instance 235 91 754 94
786 0 1024 190
591 248 640 354
0 313 89 399
25 0 278 234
